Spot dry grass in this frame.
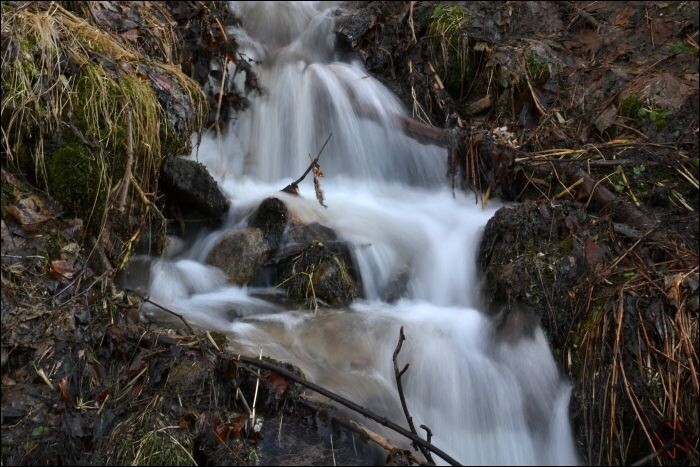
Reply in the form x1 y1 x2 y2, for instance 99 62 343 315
576 243 698 465
1 1 206 263
427 5 470 100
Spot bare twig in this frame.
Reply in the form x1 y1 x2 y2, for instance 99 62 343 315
393 326 435 464
251 348 262 425
116 106 133 212
124 288 205 353
283 133 333 194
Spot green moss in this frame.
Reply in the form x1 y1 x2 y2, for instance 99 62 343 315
46 141 108 229
556 235 575 257
525 237 537 258
525 54 550 83
619 96 643 119
572 306 602 351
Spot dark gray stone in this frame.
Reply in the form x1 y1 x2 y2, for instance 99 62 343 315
249 197 289 250
160 156 229 221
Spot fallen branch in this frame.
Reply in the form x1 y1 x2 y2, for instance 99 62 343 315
393 326 435 465
295 398 427 465
109 292 459 464
124 288 206 354
233 354 462 466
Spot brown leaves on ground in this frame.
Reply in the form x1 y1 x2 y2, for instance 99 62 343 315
50 260 78 282
6 195 54 230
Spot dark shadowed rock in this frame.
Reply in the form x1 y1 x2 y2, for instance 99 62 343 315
284 222 338 246
160 156 229 221
249 197 289 250
206 228 270 285
478 200 589 347
335 10 375 48
381 264 411 303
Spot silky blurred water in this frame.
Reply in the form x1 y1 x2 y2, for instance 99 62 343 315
143 2 578 464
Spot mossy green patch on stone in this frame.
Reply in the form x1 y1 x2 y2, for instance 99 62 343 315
46 142 108 228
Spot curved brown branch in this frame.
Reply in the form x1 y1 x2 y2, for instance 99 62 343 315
393 326 436 465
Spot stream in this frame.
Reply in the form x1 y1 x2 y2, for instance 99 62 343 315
142 2 578 464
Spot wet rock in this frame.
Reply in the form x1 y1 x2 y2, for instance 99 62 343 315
160 156 229 221
284 222 338 246
115 255 153 296
492 303 540 343
273 241 358 308
249 197 289 250
381 264 411 303
478 200 589 344
336 10 375 48
206 228 270 285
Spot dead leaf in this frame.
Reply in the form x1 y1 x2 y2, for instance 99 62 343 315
58 376 71 403
613 6 635 28
585 238 605 269
6 196 54 228
266 373 289 395
230 415 246 437
664 273 683 306
126 349 149 376
96 389 109 404
50 260 77 281
59 218 84 241
121 28 139 42
576 29 604 57
106 324 127 343
651 17 680 46
148 70 176 94
594 105 618 133
565 215 582 234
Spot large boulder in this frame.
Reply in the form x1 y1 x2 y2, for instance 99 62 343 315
478 201 589 343
206 228 270 285
160 156 229 221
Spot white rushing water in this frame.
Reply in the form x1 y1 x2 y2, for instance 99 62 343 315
144 2 578 464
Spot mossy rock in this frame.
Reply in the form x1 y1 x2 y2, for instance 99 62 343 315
46 142 108 228
478 201 589 348
277 241 358 308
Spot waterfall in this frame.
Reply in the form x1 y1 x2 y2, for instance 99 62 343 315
144 2 578 464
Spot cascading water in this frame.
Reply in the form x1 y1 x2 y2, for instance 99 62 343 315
143 2 579 464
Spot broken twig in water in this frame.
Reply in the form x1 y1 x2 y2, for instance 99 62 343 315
282 132 333 200
393 326 436 465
